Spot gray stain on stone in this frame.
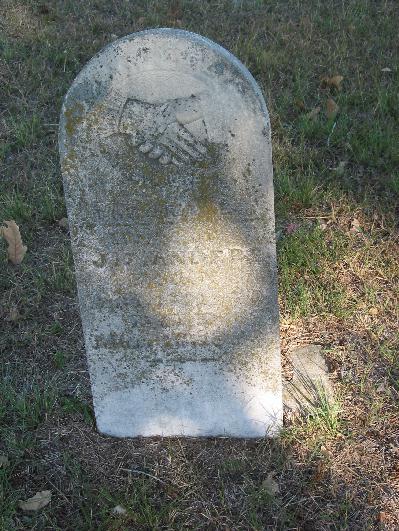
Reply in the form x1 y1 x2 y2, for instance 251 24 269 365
60 29 283 438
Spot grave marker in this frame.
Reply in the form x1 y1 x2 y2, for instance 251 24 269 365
59 29 283 437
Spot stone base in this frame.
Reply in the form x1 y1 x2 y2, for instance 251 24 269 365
94 363 282 438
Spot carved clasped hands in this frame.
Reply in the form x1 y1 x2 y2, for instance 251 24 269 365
118 94 208 165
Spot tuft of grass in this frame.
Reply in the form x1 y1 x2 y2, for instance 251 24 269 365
0 190 33 222
220 457 246 477
0 381 57 432
305 385 342 436
53 350 66 369
275 167 320 213
278 226 349 318
46 320 64 336
6 114 42 151
36 184 66 222
60 396 94 425
379 341 399 392
92 481 179 530
47 247 75 293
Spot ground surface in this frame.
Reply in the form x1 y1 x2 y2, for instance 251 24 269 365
0 1 398 529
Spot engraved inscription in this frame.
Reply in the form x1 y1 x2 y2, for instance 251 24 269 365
117 94 209 165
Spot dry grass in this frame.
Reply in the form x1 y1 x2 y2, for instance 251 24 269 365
1 0 398 529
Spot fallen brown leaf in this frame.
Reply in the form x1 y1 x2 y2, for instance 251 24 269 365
306 106 321 120
321 75 344 90
19 490 51 512
326 98 339 119
379 511 389 523
1 220 27 264
294 98 306 111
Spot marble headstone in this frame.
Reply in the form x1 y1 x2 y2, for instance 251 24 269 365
59 29 282 437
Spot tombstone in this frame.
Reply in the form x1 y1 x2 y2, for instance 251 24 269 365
59 29 282 437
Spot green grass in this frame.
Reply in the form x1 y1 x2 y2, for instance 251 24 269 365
278 226 349 318
6 114 42 151
59 396 94 424
0 381 57 432
274 166 320 214
1 0 398 528
0 382 58 530
305 386 342 436
47 247 75 293
0 183 65 225
52 350 66 369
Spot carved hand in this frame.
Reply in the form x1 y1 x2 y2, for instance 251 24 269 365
118 95 208 165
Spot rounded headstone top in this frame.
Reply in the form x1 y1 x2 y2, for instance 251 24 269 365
59 28 271 164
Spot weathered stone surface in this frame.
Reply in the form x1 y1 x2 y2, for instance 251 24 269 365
284 345 333 413
59 29 282 437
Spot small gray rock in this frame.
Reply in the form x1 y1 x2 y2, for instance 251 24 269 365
284 345 333 413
